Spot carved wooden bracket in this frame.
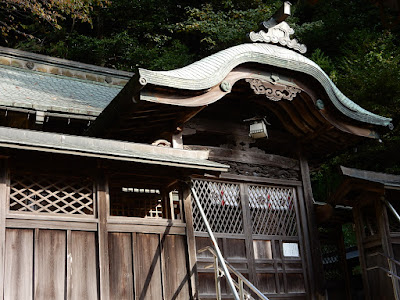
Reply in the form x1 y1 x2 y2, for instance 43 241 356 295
245 78 302 101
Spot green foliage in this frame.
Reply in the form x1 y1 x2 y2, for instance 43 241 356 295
0 0 109 43
310 48 337 81
173 1 280 56
342 224 357 248
336 30 400 116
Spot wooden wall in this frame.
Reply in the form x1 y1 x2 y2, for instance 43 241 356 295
0 157 193 300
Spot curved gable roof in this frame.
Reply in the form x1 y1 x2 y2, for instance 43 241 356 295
139 43 391 127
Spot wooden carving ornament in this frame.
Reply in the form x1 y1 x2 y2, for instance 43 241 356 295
245 78 302 101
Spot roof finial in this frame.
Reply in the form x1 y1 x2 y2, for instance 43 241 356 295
248 1 307 54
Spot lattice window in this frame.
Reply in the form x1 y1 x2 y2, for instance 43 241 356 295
192 179 243 234
111 188 164 218
248 185 297 236
9 173 94 215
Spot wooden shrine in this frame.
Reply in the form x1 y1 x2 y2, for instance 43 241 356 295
0 3 393 299
329 166 400 300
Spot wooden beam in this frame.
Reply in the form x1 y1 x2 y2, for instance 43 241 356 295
186 145 300 170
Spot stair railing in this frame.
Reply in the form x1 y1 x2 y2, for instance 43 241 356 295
199 246 269 300
191 187 241 300
367 252 400 300
191 186 268 300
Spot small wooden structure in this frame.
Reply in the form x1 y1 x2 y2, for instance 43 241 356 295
329 166 400 300
0 4 393 299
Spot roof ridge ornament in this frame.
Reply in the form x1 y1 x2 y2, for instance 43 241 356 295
248 1 307 54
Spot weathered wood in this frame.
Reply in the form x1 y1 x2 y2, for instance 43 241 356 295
134 233 163 300
34 229 66 300
353 201 371 300
0 159 8 300
108 216 185 226
97 173 111 300
210 146 300 169
293 187 311 297
108 232 134 300
4 228 33 300
299 153 325 297
218 173 302 186
182 185 199 299
6 218 97 231
162 234 191 300
295 185 316 298
107 223 185 235
240 184 257 284
70 231 98 300
66 230 72 300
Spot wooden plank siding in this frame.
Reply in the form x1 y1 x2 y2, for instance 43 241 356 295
4 229 34 300
0 151 314 300
0 161 193 300
109 232 134 300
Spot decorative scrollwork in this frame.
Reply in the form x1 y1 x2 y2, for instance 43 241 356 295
249 20 307 54
245 78 301 101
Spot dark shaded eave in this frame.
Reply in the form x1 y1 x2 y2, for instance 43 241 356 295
328 166 400 207
0 126 229 172
340 166 400 187
86 43 392 153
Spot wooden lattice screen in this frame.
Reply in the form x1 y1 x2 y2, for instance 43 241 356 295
248 185 298 236
9 173 94 215
191 179 243 234
192 180 298 236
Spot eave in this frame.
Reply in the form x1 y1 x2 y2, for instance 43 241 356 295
0 126 228 172
86 43 392 156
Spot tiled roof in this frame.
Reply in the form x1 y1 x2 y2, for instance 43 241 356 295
139 43 392 127
0 64 122 116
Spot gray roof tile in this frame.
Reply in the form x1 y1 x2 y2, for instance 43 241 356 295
0 65 122 116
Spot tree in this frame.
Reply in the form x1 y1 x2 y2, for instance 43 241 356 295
0 0 109 42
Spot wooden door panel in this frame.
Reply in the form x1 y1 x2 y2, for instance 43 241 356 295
108 232 134 300
4 229 34 300
70 231 99 300
162 235 190 300
134 233 163 300
34 229 66 300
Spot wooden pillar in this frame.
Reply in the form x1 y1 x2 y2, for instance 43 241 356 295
182 183 199 299
336 224 352 300
240 183 257 285
0 159 8 300
352 202 371 300
299 153 325 298
97 172 110 300
296 186 315 297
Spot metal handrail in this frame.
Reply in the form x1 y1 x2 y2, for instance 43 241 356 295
199 246 270 300
368 252 400 268
191 187 241 300
367 252 400 300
